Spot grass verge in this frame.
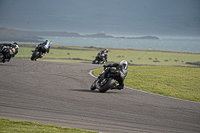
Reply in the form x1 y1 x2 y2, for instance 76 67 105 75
15 44 200 66
0 118 98 133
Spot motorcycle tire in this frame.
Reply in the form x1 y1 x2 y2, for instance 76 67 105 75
0 54 4 63
31 51 39 61
90 81 96 90
99 78 114 93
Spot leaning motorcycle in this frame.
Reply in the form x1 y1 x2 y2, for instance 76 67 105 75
92 52 106 64
0 47 11 63
31 44 45 61
90 67 120 93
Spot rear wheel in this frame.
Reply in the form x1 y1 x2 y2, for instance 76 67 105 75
99 78 114 93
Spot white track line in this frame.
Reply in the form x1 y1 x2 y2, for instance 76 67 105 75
89 69 199 104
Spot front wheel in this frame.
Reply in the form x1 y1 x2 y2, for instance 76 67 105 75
31 51 39 61
99 78 114 93
92 60 96 64
90 80 97 90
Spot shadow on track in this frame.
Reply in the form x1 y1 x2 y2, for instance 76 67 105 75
70 89 119 94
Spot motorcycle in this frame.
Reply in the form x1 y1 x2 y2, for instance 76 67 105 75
90 67 121 93
31 44 45 61
92 52 106 64
0 47 11 63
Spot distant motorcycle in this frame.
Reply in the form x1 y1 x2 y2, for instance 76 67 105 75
31 44 45 61
0 43 18 63
90 67 121 93
0 47 11 63
92 52 106 64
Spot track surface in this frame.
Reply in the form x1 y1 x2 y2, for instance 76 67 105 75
0 60 200 133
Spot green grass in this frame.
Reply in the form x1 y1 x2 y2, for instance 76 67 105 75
15 44 200 66
108 49 200 66
0 118 98 133
16 46 98 63
93 66 200 102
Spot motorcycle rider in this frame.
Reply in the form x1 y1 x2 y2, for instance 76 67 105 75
95 49 108 63
100 49 108 62
38 39 50 56
0 42 19 57
0 42 19 62
103 60 128 90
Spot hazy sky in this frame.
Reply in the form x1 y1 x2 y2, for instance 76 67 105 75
0 0 200 36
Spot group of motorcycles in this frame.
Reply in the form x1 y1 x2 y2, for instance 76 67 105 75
91 49 126 93
1 42 123 93
0 40 50 63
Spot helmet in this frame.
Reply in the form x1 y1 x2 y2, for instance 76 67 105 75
13 42 19 48
105 49 108 53
120 60 128 70
46 39 49 42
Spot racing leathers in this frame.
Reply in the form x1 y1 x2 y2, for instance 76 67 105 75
103 60 128 89
38 40 50 55
101 49 108 62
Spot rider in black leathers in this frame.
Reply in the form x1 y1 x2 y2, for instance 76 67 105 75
95 49 108 62
103 60 128 89
100 49 108 62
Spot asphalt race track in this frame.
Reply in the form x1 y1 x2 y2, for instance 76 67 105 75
0 60 200 133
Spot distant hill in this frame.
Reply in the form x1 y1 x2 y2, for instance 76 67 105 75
0 27 43 42
0 27 159 42
24 31 159 39
24 31 82 38
24 31 116 38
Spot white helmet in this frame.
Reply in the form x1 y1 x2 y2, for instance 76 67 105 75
120 60 128 70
